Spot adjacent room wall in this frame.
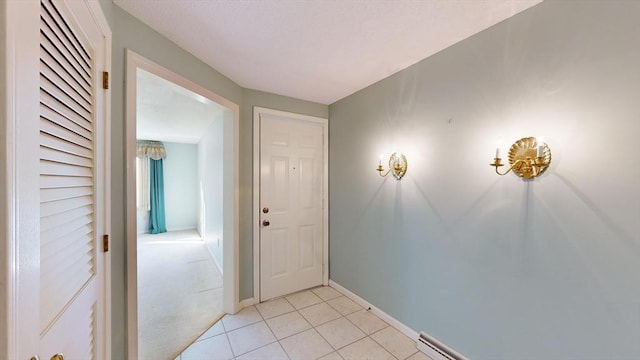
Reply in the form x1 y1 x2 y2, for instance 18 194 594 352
199 119 224 269
163 142 199 231
136 209 148 234
329 1 640 359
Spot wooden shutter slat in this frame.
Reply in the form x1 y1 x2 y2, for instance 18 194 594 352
41 102 92 137
41 89 92 131
41 205 93 232
40 46 91 105
41 175 92 189
40 39 91 99
89 304 96 359
40 231 93 264
40 62 92 112
41 146 92 168
40 117 93 150
40 195 93 217
41 235 91 263
40 5 91 83
39 18 91 90
41 0 92 67
40 132 93 159
42 221 92 249
41 241 93 285
40 160 92 178
41 77 92 122
41 186 93 203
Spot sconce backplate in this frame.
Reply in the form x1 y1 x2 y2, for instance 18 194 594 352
389 152 408 180
508 137 551 179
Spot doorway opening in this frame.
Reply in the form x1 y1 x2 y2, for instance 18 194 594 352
125 51 240 360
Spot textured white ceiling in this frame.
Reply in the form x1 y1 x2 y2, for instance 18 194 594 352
137 69 224 143
117 0 543 105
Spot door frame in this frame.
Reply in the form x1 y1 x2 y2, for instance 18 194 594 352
2 0 112 358
252 107 329 302
125 50 241 359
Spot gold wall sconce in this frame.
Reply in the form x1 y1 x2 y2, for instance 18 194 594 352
377 152 408 180
490 137 551 179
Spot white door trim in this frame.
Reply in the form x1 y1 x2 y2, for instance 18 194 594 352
125 50 241 360
3 3 41 358
252 107 329 302
87 2 113 358
3 1 111 359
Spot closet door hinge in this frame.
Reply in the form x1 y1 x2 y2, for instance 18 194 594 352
102 71 109 89
103 234 109 252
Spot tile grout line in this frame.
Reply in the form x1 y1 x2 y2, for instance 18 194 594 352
183 287 423 360
268 298 296 360
235 305 276 358
367 326 419 360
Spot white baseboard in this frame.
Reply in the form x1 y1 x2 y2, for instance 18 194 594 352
211 255 223 275
329 280 418 341
166 226 199 232
201 235 223 275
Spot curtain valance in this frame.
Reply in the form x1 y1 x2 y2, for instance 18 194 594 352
137 140 166 160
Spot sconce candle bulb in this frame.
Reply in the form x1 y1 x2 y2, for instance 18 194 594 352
490 137 551 179
536 137 545 157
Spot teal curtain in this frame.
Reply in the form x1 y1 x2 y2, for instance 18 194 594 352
149 158 167 234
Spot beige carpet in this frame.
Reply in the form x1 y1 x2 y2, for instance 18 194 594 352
138 230 224 360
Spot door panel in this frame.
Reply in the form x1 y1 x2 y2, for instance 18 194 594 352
260 114 325 300
271 229 289 277
299 225 315 270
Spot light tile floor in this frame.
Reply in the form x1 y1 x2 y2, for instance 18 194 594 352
177 286 433 360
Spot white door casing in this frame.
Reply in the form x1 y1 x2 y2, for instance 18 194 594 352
124 50 241 359
4 0 111 359
254 108 328 301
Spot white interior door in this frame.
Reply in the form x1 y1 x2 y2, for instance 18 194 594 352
39 0 109 358
259 111 326 301
6 0 110 359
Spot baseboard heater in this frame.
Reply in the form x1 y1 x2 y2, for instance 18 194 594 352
416 331 469 360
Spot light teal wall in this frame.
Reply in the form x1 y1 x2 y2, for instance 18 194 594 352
99 2 329 358
163 142 199 231
328 1 640 359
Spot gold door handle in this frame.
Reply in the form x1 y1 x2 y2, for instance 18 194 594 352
50 354 64 360
262 207 269 214
262 220 270 226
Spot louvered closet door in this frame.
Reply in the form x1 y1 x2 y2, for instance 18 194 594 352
38 0 106 358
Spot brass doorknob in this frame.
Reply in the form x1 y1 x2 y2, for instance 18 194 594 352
262 207 269 213
51 354 64 360
262 220 270 226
